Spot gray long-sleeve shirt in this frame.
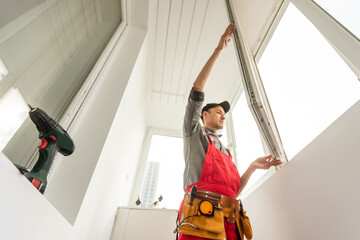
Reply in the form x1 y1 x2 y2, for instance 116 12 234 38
183 88 229 190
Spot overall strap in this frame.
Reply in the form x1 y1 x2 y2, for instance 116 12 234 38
226 148 232 157
205 132 231 156
205 132 214 144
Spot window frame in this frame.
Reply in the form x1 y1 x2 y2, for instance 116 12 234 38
226 0 360 196
226 86 277 198
24 0 127 168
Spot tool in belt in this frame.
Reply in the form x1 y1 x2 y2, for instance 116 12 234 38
174 186 253 240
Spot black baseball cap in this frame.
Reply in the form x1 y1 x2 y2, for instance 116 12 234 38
201 101 230 119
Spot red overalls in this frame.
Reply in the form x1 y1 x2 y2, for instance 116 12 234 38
178 133 241 240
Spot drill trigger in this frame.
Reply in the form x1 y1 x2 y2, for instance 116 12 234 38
31 179 42 189
38 138 48 149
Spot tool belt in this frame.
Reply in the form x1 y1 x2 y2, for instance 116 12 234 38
175 189 253 240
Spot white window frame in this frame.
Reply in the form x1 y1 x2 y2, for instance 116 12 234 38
225 0 360 196
225 86 276 198
27 0 128 168
226 0 288 165
291 0 360 79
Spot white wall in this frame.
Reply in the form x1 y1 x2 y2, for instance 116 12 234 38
44 25 146 224
0 0 150 239
71 30 149 240
243 100 360 240
0 152 73 240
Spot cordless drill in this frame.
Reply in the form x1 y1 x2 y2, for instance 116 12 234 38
25 105 75 193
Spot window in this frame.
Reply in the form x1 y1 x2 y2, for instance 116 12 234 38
0 0 122 167
232 92 269 195
314 0 360 38
257 3 360 160
0 88 28 151
218 124 228 149
0 58 8 81
140 135 184 209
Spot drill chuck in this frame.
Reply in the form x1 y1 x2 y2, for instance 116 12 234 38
29 105 58 136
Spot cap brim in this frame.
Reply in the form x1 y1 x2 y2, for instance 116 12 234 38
201 101 231 119
219 101 230 113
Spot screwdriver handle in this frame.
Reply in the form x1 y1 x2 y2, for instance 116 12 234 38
189 186 197 205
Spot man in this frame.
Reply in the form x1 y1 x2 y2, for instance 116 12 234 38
176 24 282 240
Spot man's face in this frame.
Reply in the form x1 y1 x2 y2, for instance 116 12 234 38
203 105 226 130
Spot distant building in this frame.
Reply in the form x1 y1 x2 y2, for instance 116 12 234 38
140 161 160 207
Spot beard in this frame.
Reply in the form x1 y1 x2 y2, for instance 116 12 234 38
214 121 224 130
205 117 225 131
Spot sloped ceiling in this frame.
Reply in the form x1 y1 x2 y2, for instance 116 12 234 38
232 0 283 56
144 0 282 133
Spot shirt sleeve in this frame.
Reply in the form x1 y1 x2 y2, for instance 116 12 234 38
183 88 205 137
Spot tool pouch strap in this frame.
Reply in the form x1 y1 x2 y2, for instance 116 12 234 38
221 195 240 224
235 200 253 240
184 191 222 210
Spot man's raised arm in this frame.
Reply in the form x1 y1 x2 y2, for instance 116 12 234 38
192 24 235 92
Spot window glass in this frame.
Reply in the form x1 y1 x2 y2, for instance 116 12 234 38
218 125 228 149
257 3 360 160
232 93 268 194
140 161 160 208
0 0 122 166
140 135 184 209
0 88 28 151
314 0 360 38
0 58 8 81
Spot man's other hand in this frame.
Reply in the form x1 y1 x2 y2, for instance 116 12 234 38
251 155 282 170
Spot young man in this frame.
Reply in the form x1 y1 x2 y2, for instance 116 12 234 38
177 24 282 240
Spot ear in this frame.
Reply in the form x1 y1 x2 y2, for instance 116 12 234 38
203 111 208 120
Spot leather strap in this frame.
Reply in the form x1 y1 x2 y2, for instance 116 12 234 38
184 190 240 223
221 195 240 223
184 191 222 210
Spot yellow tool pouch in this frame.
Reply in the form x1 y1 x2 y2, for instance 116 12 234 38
236 201 253 240
178 196 226 239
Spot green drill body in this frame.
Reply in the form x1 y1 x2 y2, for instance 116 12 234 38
25 106 75 193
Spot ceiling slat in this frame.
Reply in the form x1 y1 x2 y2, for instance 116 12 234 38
182 0 210 103
175 0 197 103
150 0 160 100
167 0 185 104
159 0 173 101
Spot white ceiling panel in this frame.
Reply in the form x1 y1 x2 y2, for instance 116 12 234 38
144 0 283 132
146 0 243 132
